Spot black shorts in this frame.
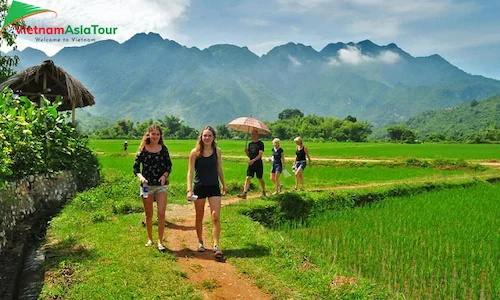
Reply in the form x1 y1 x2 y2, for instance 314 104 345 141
247 160 263 179
194 185 221 199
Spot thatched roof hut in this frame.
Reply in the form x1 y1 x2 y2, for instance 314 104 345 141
0 60 95 124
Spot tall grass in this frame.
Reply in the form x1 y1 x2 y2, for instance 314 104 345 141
282 182 500 299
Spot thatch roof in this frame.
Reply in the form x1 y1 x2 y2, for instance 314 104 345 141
0 60 94 111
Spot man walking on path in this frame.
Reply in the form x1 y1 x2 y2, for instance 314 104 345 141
237 129 266 199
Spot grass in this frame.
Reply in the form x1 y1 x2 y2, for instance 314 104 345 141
38 140 500 298
280 182 500 299
40 170 201 299
89 139 500 160
92 140 494 204
220 181 500 299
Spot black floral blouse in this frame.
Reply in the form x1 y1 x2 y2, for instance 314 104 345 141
133 145 172 186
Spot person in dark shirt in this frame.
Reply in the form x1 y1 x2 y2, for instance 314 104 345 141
293 136 312 191
237 129 266 199
133 124 172 252
123 140 128 153
187 126 227 260
270 138 285 195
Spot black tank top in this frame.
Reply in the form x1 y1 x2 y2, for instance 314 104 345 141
194 147 219 186
296 147 306 161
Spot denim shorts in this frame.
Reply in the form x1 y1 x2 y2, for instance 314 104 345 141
295 161 307 170
271 164 283 173
140 185 168 197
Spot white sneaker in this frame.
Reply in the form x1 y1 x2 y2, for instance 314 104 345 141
197 241 205 252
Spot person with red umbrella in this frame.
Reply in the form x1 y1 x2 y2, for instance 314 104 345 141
237 129 267 199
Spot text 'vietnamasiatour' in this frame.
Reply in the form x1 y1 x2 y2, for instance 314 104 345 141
13 25 118 35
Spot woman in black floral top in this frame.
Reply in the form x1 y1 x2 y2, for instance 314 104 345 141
133 124 172 252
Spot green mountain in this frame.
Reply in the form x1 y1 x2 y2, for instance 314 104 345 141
10 33 500 129
404 95 500 138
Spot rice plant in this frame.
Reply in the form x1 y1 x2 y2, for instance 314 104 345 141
281 182 500 299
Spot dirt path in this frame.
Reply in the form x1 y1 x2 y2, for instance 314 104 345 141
222 155 500 168
166 196 269 300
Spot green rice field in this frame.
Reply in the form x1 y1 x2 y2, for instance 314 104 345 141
89 139 500 160
281 182 499 299
38 139 499 298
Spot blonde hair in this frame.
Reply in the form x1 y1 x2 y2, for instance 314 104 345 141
293 136 303 144
272 138 280 145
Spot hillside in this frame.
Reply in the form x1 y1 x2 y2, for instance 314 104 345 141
404 95 500 138
9 33 500 128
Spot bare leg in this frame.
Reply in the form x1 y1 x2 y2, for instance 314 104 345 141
258 178 266 193
156 192 167 246
294 170 299 189
297 168 305 189
243 176 251 192
142 196 154 243
275 172 281 192
270 172 275 185
194 198 206 242
208 196 221 247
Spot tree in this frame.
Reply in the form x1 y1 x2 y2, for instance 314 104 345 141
387 125 417 143
113 119 134 136
271 123 288 139
344 115 357 123
160 115 182 137
0 0 23 82
278 108 304 120
215 124 230 139
387 125 406 141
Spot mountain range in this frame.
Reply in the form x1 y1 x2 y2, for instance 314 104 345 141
9 32 500 129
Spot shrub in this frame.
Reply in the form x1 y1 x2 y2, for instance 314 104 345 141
0 88 99 190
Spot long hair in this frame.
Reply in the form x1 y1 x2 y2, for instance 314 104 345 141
138 124 164 153
195 125 217 157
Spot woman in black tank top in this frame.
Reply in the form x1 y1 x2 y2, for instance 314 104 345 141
187 126 227 260
293 136 312 190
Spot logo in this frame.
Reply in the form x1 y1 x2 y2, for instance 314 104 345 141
1 0 57 31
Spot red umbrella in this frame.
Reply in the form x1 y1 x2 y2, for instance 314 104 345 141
227 117 271 135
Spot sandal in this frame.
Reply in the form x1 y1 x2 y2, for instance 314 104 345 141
214 245 223 261
145 240 153 247
157 244 166 252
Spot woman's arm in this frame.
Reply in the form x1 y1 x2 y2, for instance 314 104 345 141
186 149 196 199
217 147 227 195
133 151 147 184
163 145 173 175
281 148 285 167
305 146 312 164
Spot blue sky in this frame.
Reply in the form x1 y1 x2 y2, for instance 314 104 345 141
5 0 500 80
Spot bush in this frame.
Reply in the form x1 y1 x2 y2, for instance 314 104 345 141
0 88 99 190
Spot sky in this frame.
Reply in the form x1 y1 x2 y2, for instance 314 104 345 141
3 0 500 80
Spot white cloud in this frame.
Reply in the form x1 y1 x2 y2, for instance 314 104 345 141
328 46 400 66
338 46 370 65
288 54 302 66
9 0 191 55
327 57 340 66
378 50 400 63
